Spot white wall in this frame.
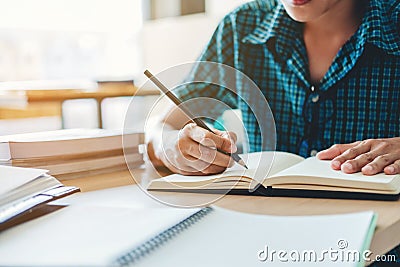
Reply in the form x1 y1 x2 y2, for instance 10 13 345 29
139 13 220 85
206 0 252 19
139 0 252 85
0 0 142 33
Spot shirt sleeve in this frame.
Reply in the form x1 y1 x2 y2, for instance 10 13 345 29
172 15 239 123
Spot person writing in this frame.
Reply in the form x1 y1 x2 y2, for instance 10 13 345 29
147 0 399 263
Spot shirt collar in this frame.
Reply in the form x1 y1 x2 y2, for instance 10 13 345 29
242 3 301 47
359 0 400 55
242 0 400 56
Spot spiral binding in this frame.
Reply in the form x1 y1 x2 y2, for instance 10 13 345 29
113 207 213 266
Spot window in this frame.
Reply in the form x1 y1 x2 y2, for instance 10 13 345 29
145 0 206 20
0 0 142 81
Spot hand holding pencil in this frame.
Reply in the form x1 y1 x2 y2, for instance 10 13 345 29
145 70 247 175
160 123 240 175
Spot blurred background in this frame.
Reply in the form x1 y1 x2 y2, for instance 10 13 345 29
0 0 250 135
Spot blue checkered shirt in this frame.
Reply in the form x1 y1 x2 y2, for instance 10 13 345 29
175 1 400 263
175 0 400 159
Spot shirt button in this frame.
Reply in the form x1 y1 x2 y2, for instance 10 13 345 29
310 149 318 157
311 94 320 103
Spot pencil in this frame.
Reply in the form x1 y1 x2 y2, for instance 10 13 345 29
144 70 248 169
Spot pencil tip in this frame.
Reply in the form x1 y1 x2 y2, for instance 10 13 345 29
238 159 248 169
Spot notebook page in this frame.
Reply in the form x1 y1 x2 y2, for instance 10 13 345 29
269 157 400 191
151 151 304 185
0 184 376 267
0 205 200 266
0 166 47 195
134 207 376 267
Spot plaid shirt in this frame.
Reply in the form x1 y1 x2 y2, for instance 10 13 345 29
175 0 400 159
175 0 400 262
175 0 400 266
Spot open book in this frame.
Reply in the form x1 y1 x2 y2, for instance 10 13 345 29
148 151 400 200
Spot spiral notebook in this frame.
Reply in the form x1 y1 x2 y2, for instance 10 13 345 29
0 185 377 267
118 208 377 267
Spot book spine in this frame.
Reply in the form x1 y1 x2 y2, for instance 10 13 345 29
9 133 144 160
114 207 213 266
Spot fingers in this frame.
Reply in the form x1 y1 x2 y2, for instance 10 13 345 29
384 160 400 175
317 141 361 160
214 129 238 144
184 123 237 153
175 151 227 175
361 154 397 175
163 139 228 175
177 135 234 168
331 141 372 172
317 138 400 176
162 124 238 175
175 154 226 175
340 151 377 173
165 161 224 176
180 156 226 175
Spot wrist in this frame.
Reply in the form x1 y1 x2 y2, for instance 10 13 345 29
146 142 165 167
148 127 180 167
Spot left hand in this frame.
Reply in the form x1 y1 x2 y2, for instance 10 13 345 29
317 137 400 175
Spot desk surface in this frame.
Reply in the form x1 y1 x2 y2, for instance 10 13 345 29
62 165 400 260
22 87 159 102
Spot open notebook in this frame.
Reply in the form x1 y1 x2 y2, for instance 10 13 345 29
148 151 400 200
0 185 377 267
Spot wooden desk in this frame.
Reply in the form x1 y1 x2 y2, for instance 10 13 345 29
61 164 400 263
1 86 159 128
0 102 61 120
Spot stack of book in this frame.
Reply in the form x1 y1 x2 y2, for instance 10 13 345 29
0 129 145 180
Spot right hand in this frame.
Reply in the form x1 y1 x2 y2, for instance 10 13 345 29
155 123 237 175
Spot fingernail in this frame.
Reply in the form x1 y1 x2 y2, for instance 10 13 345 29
363 165 373 173
331 160 341 169
342 162 353 172
386 166 395 174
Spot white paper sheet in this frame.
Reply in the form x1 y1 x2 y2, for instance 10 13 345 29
0 165 47 195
